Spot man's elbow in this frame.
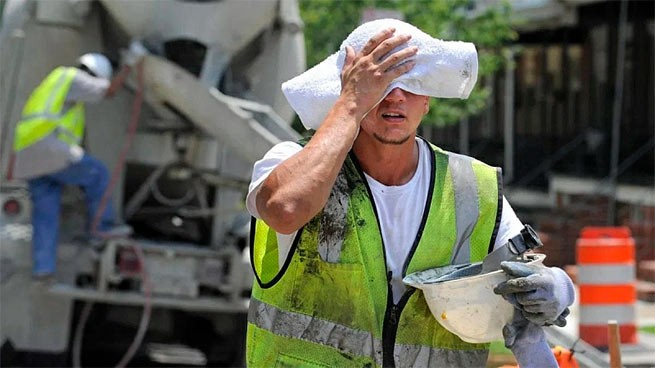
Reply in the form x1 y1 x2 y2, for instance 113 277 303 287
257 199 306 234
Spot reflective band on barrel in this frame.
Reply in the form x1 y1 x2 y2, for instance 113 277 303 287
577 264 635 284
579 305 636 325
449 154 479 264
248 298 383 365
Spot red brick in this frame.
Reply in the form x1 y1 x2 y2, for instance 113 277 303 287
637 281 655 302
564 265 578 284
638 261 655 283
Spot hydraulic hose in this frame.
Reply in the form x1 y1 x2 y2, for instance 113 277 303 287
72 242 152 368
74 60 151 368
90 60 145 236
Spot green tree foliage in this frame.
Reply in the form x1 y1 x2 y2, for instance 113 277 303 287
299 0 516 127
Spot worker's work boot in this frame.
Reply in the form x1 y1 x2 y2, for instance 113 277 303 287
31 273 57 286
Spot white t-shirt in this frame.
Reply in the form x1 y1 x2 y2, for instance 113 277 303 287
246 138 524 302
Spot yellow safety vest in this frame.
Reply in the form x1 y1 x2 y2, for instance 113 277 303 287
248 139 502 367
14 67 85 151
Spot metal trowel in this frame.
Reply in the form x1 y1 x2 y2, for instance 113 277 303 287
404 224 544 285
479 224 543 274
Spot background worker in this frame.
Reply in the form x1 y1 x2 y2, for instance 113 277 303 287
12 44 146 281
246 19 574 367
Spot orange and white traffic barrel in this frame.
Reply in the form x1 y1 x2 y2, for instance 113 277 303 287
576 226 637 348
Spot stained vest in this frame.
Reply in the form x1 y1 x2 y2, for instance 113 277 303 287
14 67 85 151
248 138 502 368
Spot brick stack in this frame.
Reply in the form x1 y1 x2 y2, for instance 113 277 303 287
620 204 655 261
620 203 655 301
534 193 609 268
637 261 655 302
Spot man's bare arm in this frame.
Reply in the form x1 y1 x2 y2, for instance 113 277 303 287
104 64 131 98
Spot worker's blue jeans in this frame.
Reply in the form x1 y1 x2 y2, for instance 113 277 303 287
28 154 115 276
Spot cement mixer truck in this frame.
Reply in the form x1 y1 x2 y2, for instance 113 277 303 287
0 0 304 366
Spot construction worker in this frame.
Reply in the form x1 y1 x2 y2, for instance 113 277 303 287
12 44 146 281
245 19 574 367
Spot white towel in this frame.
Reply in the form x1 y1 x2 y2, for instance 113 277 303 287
282 18 479 130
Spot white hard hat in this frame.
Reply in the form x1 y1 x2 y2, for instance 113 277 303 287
77 53 113 80
403 253 546 343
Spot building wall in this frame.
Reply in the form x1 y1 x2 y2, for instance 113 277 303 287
423 1 654 189
420 1 655 275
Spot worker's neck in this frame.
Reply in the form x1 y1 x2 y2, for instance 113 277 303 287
353 137 419 186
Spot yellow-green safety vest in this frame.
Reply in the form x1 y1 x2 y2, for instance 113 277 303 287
14 66 85 151
248 138 502 368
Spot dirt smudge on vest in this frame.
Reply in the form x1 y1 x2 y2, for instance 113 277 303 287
304 259 319 275
288 168 363 326
318 172 350 263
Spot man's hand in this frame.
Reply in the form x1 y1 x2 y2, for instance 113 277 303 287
504 311 558 368
107 41 148 97
339 27 417 123
503 309 545 348
121 40 148 67
493 261 574 326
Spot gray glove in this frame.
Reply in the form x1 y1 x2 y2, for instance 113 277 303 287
505 311 558 368
493 261 574 326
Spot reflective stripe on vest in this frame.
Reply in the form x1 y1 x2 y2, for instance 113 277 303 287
449 152 480 264
249 298 490 368
14 67 84 151
248 139 500 367
249 298 384 366
394 343 489 368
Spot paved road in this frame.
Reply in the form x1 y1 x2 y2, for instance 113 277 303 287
550 288 655 367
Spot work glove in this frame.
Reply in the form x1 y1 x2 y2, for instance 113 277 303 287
493 261 574 326
505 311 558 368
121 40 149 67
